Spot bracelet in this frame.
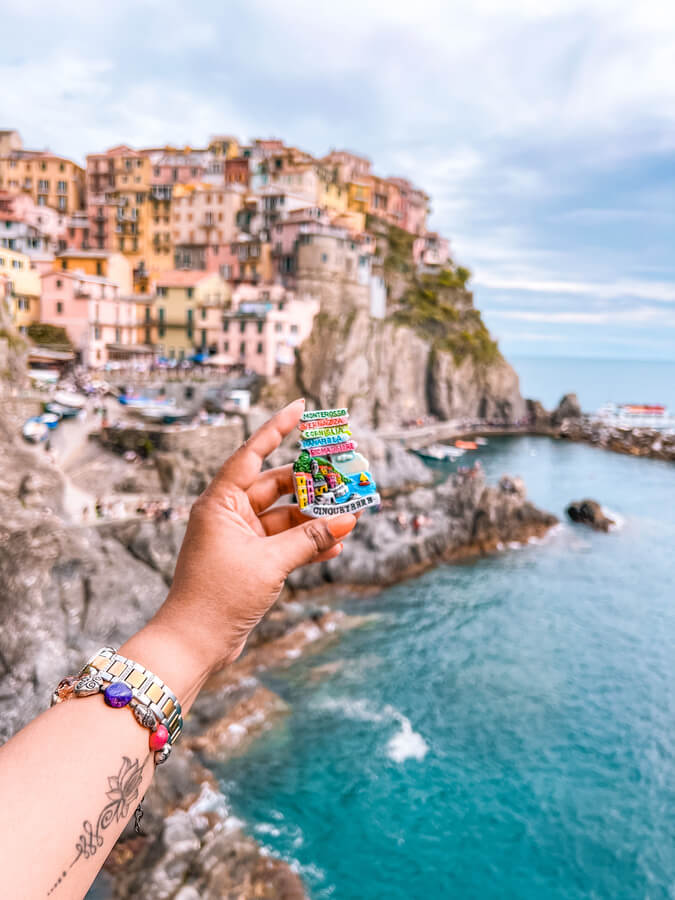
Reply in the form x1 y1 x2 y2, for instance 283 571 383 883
51 647 183 766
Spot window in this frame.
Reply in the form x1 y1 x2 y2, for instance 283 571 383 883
96 261 103 276
56 301 63 314
145 307 151 322
187 308 193 323
224 340 229 352
37 196 46 206
38 179 49 192
58 197 66 211
158 307 165 337
94 326 101 340
290 324 299 334
223 320 229 332
157 286 167 296
145 326 151 343
56 279 62 288
239 341 245 355
321 253 328 263
201 307 207 320
257 341 263 354
275 322 282 333
115 327 121 342
57 180 67 193
239 321 246 333
257 321 263 334
200 329 207 347
186 287 194 298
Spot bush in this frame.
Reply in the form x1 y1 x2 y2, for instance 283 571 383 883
27 323 73 348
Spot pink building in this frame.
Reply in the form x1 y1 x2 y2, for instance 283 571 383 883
66 211 91 250
413 232 450 268
387 178 429 235
217 284 319 376
322 150 372 184
0 191 67 252
172 183 244 267
148 150 211 186
40 270 140 368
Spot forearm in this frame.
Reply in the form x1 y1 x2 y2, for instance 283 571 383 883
0 621 210 899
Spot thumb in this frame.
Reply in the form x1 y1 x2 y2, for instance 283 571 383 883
270 513 357 573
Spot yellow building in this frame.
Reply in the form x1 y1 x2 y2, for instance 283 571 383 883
56 250 133 294
208 136 241 159
0 150 84 214
347 178 373 216
155 270 228 360
293 471 313 509
131 294 158 347
317 177 349 216
0 247 41 332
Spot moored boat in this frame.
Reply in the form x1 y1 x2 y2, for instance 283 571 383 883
413 444 466 462
45 401 79 418
53 390 85 410
23 417 49 443
455 439 478 451
38 413 61 430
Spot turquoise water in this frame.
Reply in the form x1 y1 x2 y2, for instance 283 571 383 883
509 355 675 414
219 437 675 899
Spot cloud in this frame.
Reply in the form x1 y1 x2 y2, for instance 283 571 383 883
475 276 675 304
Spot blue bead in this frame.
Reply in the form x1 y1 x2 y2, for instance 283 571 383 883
104 681 133 708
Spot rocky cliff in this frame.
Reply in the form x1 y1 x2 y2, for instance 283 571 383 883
274 222 526 426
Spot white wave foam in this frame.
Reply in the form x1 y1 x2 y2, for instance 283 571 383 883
313 696 428 762
385 713 429 763
603 506 625 531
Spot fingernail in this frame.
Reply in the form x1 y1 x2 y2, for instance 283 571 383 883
283 397 305 412
328 513 357 539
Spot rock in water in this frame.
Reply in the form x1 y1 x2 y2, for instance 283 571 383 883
551 393 583 425
566 499 615 532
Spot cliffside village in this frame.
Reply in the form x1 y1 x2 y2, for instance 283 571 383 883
0 128 450 375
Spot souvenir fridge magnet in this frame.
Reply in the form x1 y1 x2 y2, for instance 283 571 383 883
293 407 381 517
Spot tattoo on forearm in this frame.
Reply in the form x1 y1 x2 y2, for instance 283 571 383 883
46 755 146 896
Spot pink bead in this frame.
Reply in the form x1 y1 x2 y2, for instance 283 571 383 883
149 724 169 750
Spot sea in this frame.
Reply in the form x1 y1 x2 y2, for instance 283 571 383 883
509 355 675 414
215 358 675 899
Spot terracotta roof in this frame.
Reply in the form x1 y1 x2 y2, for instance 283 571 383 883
155 269 212 287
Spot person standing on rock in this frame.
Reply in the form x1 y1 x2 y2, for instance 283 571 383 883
0 399 359 900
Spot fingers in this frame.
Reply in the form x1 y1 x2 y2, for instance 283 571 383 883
210 399 304 495
259 503 306 535
269 513 357 573
247 464 295 514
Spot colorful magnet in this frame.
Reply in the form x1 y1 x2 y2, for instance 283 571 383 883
292 407 380 518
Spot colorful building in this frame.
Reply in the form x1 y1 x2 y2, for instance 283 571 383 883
0 247 41 332
172 182 244 270
219 284 319 376
154 269 228 360
55 249 133 295
40 270 147 368
0 146 84 215
293 471 315 509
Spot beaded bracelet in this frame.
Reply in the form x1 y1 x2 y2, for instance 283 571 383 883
51 647 183 766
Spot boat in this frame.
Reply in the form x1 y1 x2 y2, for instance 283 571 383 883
23 417 49 443
139 406 188 424
413 444 466 462
45 401 79 419
455 440 478 451
596 403 671 429
38 412 61 430
53 390 85 410
474 437 488 446
160 408 189 424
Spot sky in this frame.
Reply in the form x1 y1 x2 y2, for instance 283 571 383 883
2 0 675 361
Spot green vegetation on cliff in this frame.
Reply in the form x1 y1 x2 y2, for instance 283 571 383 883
26 323 72 349
372 222 500 366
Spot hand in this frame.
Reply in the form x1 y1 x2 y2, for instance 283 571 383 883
150 399 358 675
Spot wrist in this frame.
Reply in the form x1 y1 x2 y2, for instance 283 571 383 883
119 617 213 715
